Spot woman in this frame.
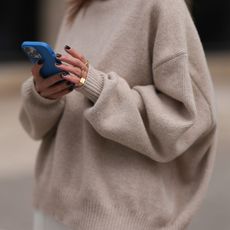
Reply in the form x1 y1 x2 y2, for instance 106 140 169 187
19 0 218 229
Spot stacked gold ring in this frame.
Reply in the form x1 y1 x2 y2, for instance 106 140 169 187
76 59 89 88
85 59 89 68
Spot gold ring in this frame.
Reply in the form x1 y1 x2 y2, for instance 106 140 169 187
76 58 89 89
76 69 87 88
79 77 86 85
85 59 89 68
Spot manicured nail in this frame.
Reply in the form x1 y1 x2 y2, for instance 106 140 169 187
56 53 62 58
68 85 75 91
64 45 71 50
60 72 68 78
37 59 44 65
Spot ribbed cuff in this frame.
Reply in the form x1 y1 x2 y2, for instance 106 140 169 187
76 64 104 103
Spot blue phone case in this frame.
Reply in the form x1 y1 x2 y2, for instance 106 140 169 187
21 41 62 78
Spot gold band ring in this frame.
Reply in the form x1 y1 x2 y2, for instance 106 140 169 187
76 63 89 88
85 59 89 68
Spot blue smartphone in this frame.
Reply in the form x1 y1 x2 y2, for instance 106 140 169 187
21 41 62 78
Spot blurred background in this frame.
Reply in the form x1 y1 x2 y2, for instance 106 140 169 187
0 0 229 229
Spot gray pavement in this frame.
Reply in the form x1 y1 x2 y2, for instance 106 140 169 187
0 59 229 230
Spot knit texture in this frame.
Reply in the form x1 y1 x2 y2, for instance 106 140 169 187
19 0 218 229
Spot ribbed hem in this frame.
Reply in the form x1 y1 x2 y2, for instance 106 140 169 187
32 176 191 230
33 201 154 230
33 200 189 230
76 64 104 103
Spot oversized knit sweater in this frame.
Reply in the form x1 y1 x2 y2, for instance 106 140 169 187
19 0 218 229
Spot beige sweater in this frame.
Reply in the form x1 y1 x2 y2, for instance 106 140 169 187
19 0 218 229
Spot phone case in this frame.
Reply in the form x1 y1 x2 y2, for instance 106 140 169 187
21 41 62 78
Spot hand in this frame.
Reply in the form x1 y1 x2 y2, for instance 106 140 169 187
55 45 89 88
31 60 75 100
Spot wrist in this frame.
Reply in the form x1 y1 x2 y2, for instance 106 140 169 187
75 64 104 103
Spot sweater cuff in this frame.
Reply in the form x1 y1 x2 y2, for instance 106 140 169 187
76 64 104 103
22 77 62 105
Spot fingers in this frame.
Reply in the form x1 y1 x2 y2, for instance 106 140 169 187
39 81 74 98
33 70 64 92
54 45 89 86
55 63 82 78
31 45 88 100
56 53 87 71
41 87 74 100
64 45 87 63
60 73 81 85
43 73 64 88
48 87 74 100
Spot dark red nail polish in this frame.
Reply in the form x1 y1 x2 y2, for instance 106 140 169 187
64 45 71 50
68 85 75 91
56 53 62 58
60 72 68 78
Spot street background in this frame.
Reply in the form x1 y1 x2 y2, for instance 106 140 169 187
0 0 230 229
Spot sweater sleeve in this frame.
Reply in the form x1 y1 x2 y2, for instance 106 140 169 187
19 77 65 140
76 1 217 163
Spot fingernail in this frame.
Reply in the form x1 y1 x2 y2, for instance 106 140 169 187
64 45 71 50
37 59 44 65
56 53 62 58
55 62 61 66
68 85 75 91
60 72 68 78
